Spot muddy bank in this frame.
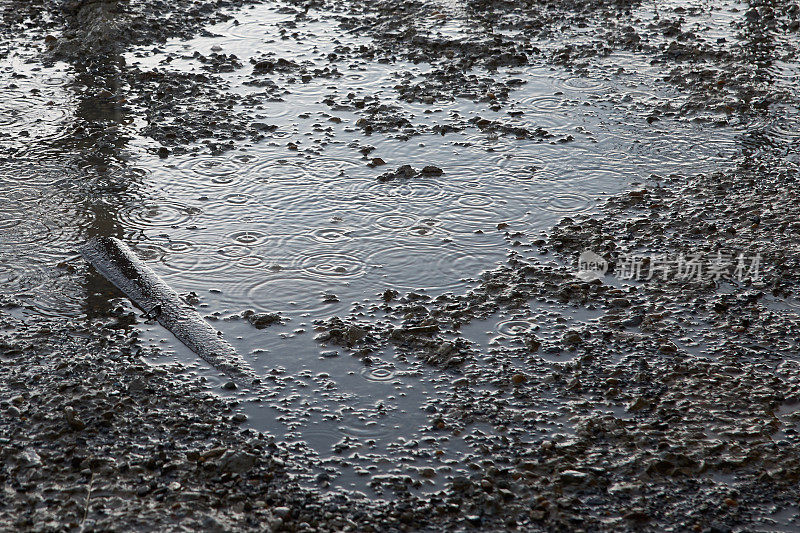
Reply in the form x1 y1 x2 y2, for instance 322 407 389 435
0 310 436 531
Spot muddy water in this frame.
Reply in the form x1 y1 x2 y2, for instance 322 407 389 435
1 1 743 493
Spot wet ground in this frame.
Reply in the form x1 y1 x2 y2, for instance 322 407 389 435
2 0 800 530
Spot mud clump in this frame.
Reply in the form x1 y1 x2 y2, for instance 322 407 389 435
377 164 443 182
242 309 284 329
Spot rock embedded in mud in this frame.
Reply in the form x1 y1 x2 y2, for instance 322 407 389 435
377 164 418 182
382 289 398 302
559 470 589 484
63 406 85 431
242 310 283 329
511 373 527 385
453 377 469 388
562 330 582 345
523 334 541 352
658 341 678 353
420 165 443 176
218 450 257 474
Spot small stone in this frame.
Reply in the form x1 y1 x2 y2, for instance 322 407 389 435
382 289 398 302
273 507 291 519
453 377 469 388
397 164 416 177
530 510 545 521
420 165 443 176
232 413 248 423
128 378 147 392
511 373 527 385
559 470 588 484
498 488 515 500
524 335 541 352
218 450 257 473
452 476 472 491
222 381 237 390
64 407 85 431
627 397 649 411
242 310 282 329
320 350 339 358
465 515 482 526
622 315 643 327
377 165 417 182
344 325 366 344
607 482 642 495
563 330 582 345
199 447 227 462
419 467 436 478
659 341 678 353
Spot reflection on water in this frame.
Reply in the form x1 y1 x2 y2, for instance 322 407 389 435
0 0 765 494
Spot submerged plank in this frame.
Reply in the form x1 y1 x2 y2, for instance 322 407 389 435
80 236 254 381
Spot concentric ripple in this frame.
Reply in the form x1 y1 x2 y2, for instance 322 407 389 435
160 246 238 277
230 230 270 246
360 367 397 382
229 275 353 316
176 156 243 185
117 201 200 229
309 227 353 243
368 243 497 290
375 213 418 231
222 193 254 205
0 259 49 299
540 191 595 214
216 244 252 259
456 193 494 208
0 219 57 246
130 243 168 262
361 178 448 203
497 319 534 336
236 255 268 269
299 250 367 279
165 240 197 253
555 75 607 92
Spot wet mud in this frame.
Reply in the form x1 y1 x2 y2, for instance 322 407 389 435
2 0 800 530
